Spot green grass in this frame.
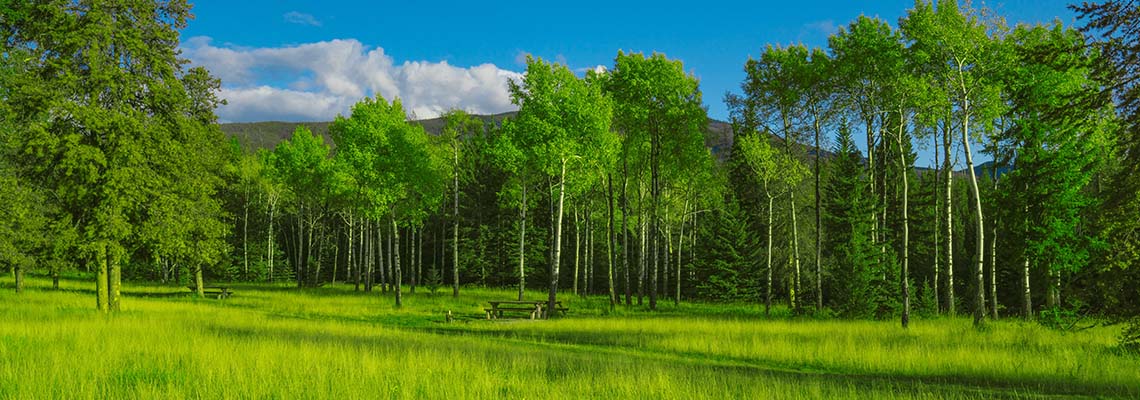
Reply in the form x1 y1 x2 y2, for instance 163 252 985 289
1 274 1135 399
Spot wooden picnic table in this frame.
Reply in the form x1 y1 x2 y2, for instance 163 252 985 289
485 300 569 320
187 285 233 299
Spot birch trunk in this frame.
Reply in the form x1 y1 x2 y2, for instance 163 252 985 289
814 118 823 311
417 227 423 293
933 134 941 313
607 173 617 308
315 224 325 286
991 213 998 319
1024 209 1032 320
943 118 955 316
588 213 597 294
897 112 911 329
243 192 249 277
308 211 317 286
675 204 686 306
766 195 774 316
622 152 632 305
638 190 646 306
961 96 986 328
351 215 359 291
392 218 402 307
378 224 386 294
639 209 647 306
518 180 527 301
331 227 339 285
366 219 374 292
453 139 461 297
785 115 801 313
268 194 276 281
650 122 660 311
419 227 424 290
296 203 305 288
574 209 581 295
790 193 801 312
663 222 670 301
386 217 393 293
548 160 568 317
990 169 999 320
866 118 877 261
410 227 417 294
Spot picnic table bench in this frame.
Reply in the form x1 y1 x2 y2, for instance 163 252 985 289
187 285 233 299
485 300 570 320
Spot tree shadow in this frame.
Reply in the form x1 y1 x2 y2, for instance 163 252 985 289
205 321 1134 399
410 324 1137 399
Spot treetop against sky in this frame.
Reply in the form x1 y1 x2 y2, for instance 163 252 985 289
184 0 1075 124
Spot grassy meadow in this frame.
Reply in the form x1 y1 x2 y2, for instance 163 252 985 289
1 274 1136 399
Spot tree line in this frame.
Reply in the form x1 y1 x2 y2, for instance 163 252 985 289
1 0 1138 344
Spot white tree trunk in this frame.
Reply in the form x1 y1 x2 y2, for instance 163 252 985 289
392 218 402 307
548 161 568 316
897 113 911 329
944 118 955 316
573 208 581 295
518 181 527 301
766 195 775 316
962 100 986 328
453 141 461 297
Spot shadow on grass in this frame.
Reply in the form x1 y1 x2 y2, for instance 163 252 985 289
412 325 1137 399
6 281 218 299
206 321 1131 399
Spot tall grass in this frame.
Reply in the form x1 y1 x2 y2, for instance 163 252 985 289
0 275 1134 399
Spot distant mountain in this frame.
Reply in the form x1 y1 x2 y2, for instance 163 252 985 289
220 112 517 151
224 116 1017 179
964 160 1012 178
927 160 1011 179
221 112 738 159
222 120 332 151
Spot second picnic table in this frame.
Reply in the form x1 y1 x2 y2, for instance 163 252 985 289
485 300 569 320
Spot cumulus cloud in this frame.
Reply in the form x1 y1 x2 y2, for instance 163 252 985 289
514 50 531 66
283 11 322 27
217 87 346 122
803 19 838 36
181 37 523 122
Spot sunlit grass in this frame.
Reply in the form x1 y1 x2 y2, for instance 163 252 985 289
1 274 1134 399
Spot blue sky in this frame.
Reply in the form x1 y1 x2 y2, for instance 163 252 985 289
182 0 1080 166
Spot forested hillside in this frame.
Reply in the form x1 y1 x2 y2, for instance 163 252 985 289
220 112 737 160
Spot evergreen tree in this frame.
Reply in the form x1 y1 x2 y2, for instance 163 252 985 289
1073 1 1140 348
822 122 878 318
1000 22 1113 317
693 195 758 302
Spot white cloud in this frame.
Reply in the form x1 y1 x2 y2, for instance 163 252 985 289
514 50 531 66
283 12 322 27
216 87 348 122
803 20 838 36
182 37 523 122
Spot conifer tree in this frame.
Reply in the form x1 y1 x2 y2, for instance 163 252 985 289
823 122 878 318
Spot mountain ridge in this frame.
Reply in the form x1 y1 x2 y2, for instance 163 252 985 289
220 111 735 159
220 113 995 177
